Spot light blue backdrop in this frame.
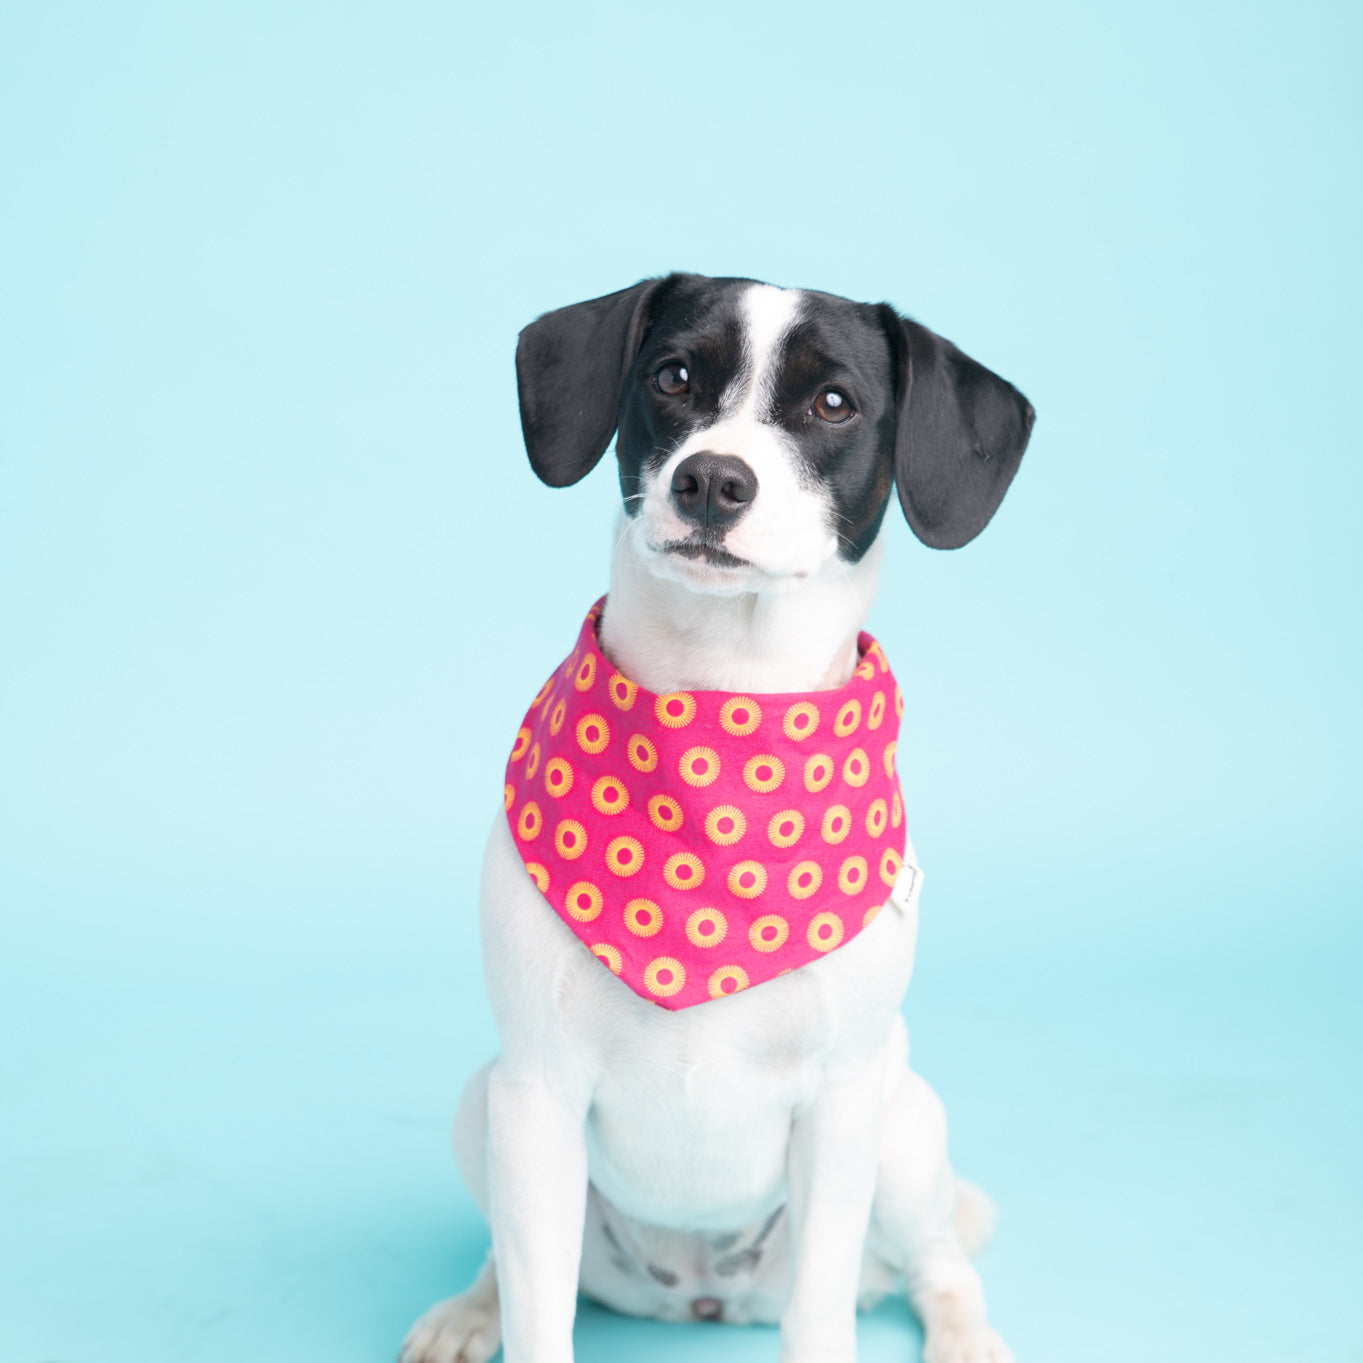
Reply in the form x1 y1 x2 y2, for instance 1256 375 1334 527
3 3 1360 1361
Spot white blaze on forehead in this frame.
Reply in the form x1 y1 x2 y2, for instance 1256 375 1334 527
727 284 803 417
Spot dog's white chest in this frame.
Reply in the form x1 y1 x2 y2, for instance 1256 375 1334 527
582 966 837 1231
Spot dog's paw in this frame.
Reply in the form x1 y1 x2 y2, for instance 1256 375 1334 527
923 1323 1014 1363
399 1291 501 1363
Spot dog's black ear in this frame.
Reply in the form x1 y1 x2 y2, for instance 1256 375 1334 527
515 278 664 488
878 306 1035 549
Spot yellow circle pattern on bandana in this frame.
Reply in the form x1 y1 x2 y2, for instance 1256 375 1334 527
504 599 907 1011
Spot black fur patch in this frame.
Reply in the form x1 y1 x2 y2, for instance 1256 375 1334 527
763 296 899 561
615 275 752 519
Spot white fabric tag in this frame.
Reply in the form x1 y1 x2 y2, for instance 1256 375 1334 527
888 859 923 916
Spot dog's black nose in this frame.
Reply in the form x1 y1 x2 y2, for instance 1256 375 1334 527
670 453 757 527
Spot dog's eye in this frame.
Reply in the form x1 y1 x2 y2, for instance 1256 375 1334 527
813 389 854 424
656 362 690 396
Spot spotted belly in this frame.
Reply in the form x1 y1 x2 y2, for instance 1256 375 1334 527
579 1184 793 1326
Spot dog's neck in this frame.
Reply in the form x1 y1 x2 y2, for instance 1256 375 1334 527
599 517 885 696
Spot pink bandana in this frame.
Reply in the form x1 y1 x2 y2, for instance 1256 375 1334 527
504 599 907 1011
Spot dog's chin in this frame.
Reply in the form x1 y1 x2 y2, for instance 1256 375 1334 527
642 536 819 597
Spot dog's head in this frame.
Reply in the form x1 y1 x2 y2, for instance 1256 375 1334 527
516 274 1034 593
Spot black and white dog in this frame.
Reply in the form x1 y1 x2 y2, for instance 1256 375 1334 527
403 274 1033 1363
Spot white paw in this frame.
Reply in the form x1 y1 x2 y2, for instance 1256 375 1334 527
923 1323 1014 1363
400 1290 502 1363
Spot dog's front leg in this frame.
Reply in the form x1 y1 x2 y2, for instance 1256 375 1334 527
780 1053 886 1363
485 1060 591 1363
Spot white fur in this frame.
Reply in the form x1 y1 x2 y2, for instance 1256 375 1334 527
402 283 1011 1363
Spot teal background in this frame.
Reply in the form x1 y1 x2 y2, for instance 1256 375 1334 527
3 2 1361 1360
